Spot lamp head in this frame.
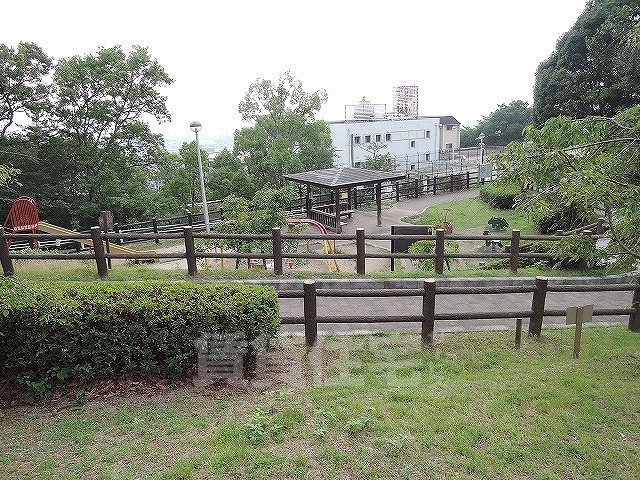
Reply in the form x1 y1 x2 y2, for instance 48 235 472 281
190 121 202 133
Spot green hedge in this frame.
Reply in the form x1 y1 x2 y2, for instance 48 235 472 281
0 281 280 401
479 183 521 209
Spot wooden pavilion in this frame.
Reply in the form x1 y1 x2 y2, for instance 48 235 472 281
284 166 405 233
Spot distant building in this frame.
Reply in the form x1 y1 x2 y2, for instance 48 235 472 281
393 84 419 118
328 111 461 173
437 115 461 157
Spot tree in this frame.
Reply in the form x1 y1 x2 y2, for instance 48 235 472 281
206 148 255 201
234 72 334 188
0 42 52 137
355 142 398 171
155 141 212 216
460 101 532 147
211 186 297 268
492 105 640 266
533 1 640 124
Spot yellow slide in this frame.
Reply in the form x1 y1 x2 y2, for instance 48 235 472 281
38 221 158 261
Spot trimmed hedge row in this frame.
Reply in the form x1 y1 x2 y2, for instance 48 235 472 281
0 281 280 400
479 183 521 209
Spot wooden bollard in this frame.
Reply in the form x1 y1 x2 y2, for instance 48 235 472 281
515 318 522 349
272 227 283 276
435 228 445 274
529 276 548 336
510 229 521 273
90 226 108 277
183 226 197 276
303 280 317 346
0 227 14 276
356 228 365 275
422 279 436 345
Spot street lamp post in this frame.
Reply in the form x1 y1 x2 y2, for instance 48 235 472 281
189 121 210 233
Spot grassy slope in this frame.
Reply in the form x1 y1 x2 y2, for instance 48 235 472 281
403 196 537 234
1 327 638 479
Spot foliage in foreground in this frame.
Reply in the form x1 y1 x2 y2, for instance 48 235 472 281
0 280 279 403
0 328 638 479
493 105 640 268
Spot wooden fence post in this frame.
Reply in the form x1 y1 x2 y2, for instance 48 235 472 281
529 276 548 336
187 211 193 226
515 318 522 349
353 188 358 209
272 227 283 275
90 226 108 277
435 228 445 274
356 228 365 275
0 227 14 276
510 229 520 273
629 280 640 332
414 178 419 197
466 171 470 189
152 217 159 244
450 173 454 192
395 182 400 202
303 280 317 346
422 279 436 344
183 226 197 276
433 175 437 195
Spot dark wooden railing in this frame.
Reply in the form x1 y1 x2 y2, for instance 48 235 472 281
0 226 606 278
281 278 640 345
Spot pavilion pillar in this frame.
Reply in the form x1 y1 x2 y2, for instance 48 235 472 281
376 182 382 227
347 188 352 210
305 184 312 218
334 188 341 233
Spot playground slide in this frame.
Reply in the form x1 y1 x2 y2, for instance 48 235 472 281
38 221 158 261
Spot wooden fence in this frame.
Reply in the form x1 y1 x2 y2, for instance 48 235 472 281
0 226 607 278
280 278 640 345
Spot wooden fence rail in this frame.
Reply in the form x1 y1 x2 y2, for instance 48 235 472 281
280 278 640 345
0 226 608 280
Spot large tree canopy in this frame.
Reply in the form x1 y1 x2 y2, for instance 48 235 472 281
460 100 532 147
234 72 334 188
493 105 640 265
1 44 173 228
0 42 52 137
533 0 640 124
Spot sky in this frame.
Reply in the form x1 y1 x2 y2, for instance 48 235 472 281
3 0 589 146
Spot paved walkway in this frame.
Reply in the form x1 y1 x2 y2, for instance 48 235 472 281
278 188 636 335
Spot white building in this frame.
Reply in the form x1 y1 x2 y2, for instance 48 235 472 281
328 115 460 173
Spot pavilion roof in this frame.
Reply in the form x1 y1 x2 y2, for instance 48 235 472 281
284 166 405 189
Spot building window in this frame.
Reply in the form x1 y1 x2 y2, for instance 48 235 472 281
446 143 453 150
410 164 416 170
446 125 453 131
410 140 416 148
354 135 360 144
365 135 371 143
425 152 430 161
425 130 430 138
385 133 391 141
375 134 381 142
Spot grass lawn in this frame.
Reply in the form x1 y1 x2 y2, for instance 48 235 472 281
403 197 537 234
1 327 639 479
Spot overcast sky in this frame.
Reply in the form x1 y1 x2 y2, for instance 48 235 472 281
4 0 588 144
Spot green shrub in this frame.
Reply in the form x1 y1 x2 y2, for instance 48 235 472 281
0 281 280 402
407 240 459 271
479 182 521 209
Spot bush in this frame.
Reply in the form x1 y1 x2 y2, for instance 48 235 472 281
408 240 459 271
479 182 521 209
0 281 280 402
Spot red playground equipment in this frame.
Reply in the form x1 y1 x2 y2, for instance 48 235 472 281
2 196 40 248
